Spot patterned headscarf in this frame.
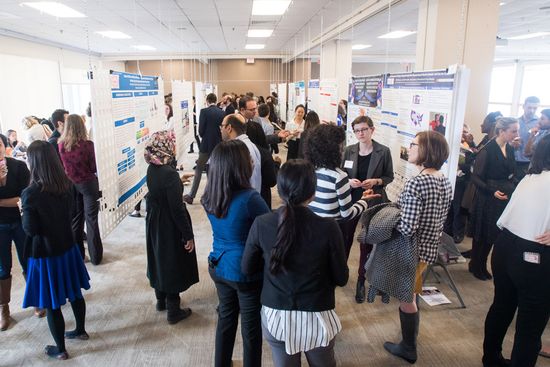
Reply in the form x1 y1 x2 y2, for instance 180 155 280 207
144 130 176 166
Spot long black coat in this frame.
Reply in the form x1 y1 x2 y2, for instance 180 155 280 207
146 164 199 293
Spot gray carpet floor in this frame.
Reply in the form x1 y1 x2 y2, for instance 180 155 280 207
1 150 549 366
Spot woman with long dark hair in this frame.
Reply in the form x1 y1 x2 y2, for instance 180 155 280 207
297 110 320 159
21 140 91 360
0 133 33 331
202 140 270 367
482 134 550 367
242 159 348 366
145 130 198 324
59 114 103 265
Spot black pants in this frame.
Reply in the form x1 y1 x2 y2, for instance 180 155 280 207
444 177 467 240
483 229 550 367
209 268 262 367
286 139 299 160
338 216 360 261
72 178 103 265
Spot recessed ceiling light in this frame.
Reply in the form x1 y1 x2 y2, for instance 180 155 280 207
508 32 550 40
96 31 132 39
132 45 156 51
352 44 372 50
252 1 291 16
245 44 265 50
248 29 273 38
499 2 506 5
21 2 86 18
378 30 416 39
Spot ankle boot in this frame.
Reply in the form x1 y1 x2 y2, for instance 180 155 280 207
0 277 12 331
355 280 366 304
384 309 419 364
155 289 166 311
166 295 191 325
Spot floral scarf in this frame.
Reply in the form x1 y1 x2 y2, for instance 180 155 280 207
144 130 176 166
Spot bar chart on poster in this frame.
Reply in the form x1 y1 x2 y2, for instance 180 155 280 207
347 67 470 200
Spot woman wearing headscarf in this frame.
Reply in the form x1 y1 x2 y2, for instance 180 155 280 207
144 130 198 325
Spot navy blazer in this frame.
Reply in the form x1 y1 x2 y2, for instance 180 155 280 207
199 105 225 154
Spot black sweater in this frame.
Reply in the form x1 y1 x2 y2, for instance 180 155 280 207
0 157 30 224
21 183 75 258
242 207 348 311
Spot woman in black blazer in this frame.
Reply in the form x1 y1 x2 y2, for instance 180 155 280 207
341 116 394 303
242 159 348 367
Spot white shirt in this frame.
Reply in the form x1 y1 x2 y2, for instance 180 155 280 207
24 124 48 145
259 117 274 136
286 119 304 141
236 134 262 193
497 171 550 241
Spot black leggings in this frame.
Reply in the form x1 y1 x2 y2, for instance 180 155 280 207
46 298 86 352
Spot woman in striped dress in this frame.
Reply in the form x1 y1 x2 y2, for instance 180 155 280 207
302 124 378 257
242 159 348 366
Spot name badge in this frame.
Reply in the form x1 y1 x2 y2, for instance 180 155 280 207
523 252 540 264
344 160 354 169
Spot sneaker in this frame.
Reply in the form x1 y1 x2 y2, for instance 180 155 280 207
129 210 142 218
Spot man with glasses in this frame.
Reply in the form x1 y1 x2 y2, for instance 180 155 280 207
239 96 290 150
184 93 225 205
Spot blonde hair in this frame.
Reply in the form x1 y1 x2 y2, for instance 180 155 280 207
494 117 518 135
60 114 88 151
22 116 39 130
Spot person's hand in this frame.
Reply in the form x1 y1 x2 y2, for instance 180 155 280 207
349 178 362 188
510 137 521 149
535 231 550 245
273 155 282 164
361 179 379 190
184 239 195 253
529 126 540 136
361 189 381 201
278 130 290 138
494 190 508 201
181 173 194 180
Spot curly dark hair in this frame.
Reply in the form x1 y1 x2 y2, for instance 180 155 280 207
303 124 346 169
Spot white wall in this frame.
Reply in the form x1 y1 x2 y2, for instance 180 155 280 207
0 36 125 134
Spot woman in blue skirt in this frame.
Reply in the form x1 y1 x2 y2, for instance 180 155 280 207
21 140 91 360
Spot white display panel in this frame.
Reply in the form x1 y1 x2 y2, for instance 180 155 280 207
90 69 165 236
307 79 319 113
270 83 277 95
317 79 338 125
347 67 470 201
194 82 206 125
277 83 287 122
172 80 194 163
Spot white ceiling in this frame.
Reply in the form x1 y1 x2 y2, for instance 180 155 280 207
0 0 549 61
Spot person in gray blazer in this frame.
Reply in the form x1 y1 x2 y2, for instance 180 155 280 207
341 115 394 303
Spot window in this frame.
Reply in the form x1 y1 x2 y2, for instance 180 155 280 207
520 64 550 109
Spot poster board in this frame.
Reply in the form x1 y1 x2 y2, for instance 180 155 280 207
270 83 277 95
287 82 296 121
171 80 194 163
288 80 305 121
277 83 287 122
194 82 206 125
347 67 470 201
307 79 320 112
318 79 338 125
90 69 165 236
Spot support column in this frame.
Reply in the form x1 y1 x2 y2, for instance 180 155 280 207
320 40 352 100
415 0 500 138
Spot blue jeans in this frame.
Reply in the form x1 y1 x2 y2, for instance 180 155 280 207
0 221 27 279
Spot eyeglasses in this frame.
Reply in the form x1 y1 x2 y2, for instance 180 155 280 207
246 107 257 112
409 142 419 148
353 127 371 134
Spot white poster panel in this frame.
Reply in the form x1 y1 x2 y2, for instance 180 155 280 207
287 82 296 121
194 82 206 125
90 69 164 236
307 79 320 112
318 79 338 125
270 83 277 95
296 80 306 106
277 83 287 122
172 80 194 163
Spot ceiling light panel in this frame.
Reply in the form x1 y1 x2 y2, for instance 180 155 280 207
252 1 291 16
20 2 86 18
96 31 132 39
245 44 265 49
247 29 273 37
378 30 416 39
352 44 372 50
132 45 156 51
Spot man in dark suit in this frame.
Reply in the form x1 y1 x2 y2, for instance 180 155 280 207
48 108 68 158
184 93 224 204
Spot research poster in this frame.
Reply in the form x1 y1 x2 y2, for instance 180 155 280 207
317 79 338 125
194 82 206 124
307 79 320 112
270 83 278 95
277 83 287 122
171 80 194 163
110 70 164 206
287 82 296 121
347 68 468 201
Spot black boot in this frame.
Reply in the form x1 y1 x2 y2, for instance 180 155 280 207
155 289 166 312
166 294 191 325
355 280 366 304
384 309 419 364
482 354 511 367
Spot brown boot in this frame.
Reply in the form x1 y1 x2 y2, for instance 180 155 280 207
0 277 12 331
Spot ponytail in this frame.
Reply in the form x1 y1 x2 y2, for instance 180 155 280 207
269 203 297 274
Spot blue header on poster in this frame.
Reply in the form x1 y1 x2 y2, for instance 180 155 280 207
112 92 132 99
385 70 454 90
134 91 148 97
308 80 319 88
296 81 305 89
181 100 189 109
110 70 159 91
114 117 135 127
